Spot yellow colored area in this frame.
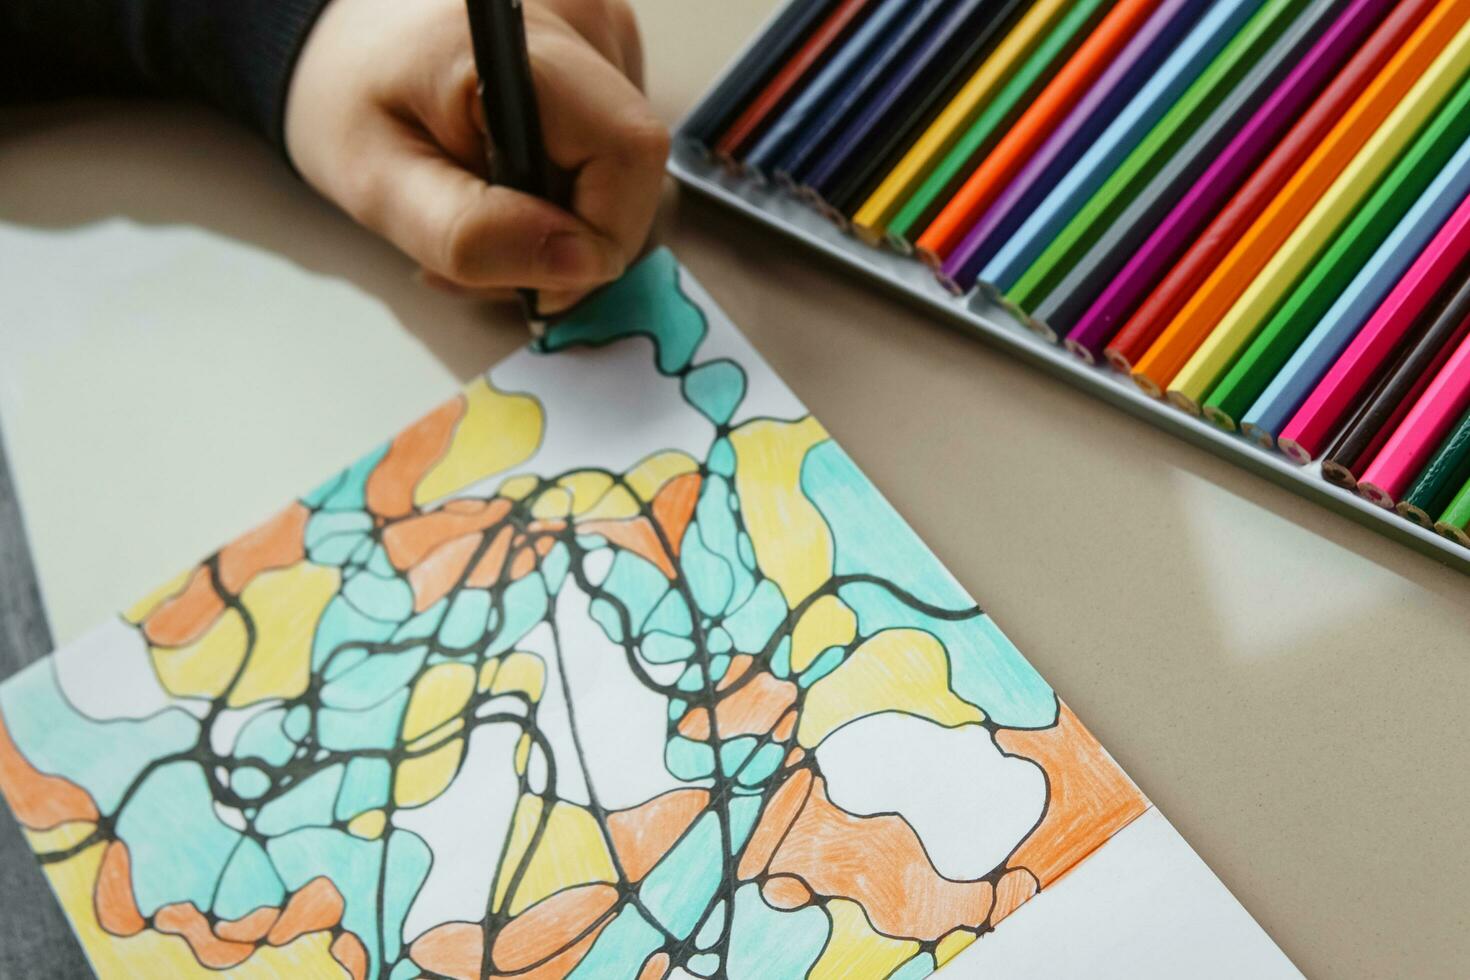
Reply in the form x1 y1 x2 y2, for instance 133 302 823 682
347 809 387 839
798 629 984 748
557 471 615 514
497 474 541 501
23 820 96 855
530 487 573 520
624 450 699 501
394 738 465 808
124 567 193 624
790 595 856 673
42 843 344 978
729 418 832 607
935 928 979 966
486 651 546 701
514 733 531 774
150 608 247 700
577 484 641 521
228 563 339 708
493 797 617 915
402 663 476 741
810 899 919 980
414 377 543 506
406 717 465 754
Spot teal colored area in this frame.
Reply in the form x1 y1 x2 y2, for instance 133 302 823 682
705 626 732 655
726 882 828 980
568 905 665 979
840 581 1056 730
541 542 571 594
644 589 693 637
687 952 721 976
335 757 392 821
382 830 432 962
366 543 398 579
389 959 421 980
665 736 715 781
639 811 724 939
342 569 415 623
683 359 746 425
302 443 388 513
319 690 408 752
304 510 373 566
312 594 399 670
486 574 550 656
736 743 784 788
797 647 845 689
438 590 491 649
0 660 197 814
321 646 428 711
284 705 311 741
254 764 344 836
589 598 625 643
693 475 754 610
212 837 285 921
323 647 368 682
643 632 695 665
267 828 389 977
538 248 707 376
391 601 447 644
230 766 271 799
707 437 736 477
708 654 730 683
719 737 756 776
679 532 733 618
667 698 688 721
236 708 297 767
695 899 727 950
599 553 668 636
769 637 792 679
889 952 937 980
116 762 242 915
727 795 762 852
722 580 788 654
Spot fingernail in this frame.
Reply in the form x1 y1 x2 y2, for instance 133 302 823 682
539 232 619 281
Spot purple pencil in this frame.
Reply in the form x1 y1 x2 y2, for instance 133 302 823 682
1062 0 1395 364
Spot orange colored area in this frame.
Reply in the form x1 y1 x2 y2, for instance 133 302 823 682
492 883 619 972
638 951 671 980
467 527 514 588
606 788 710 882
650 473 701 555
407 534 482 613
94 841 145 936
769 776 994 941
410 921 483 980
576 517 675 577
507 546 539 581
497 914 610 980
216 502 308 593
678 672 797 741
0 713 98 831
772 710 797 743
761 875 813 910
715 654 754 692
367 397 464 519
990 868 1039 926
153 902 255 968
213 906 278 943
382 498 511 570
995 702 1148 887
331 932 369 980
265 877 345 946
737 768 812 880
142 566 224 647
783 746 805 768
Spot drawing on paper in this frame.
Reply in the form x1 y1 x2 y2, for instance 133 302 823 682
0 249 1147 979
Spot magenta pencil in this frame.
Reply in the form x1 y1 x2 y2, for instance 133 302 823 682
1063 0 1392 363
1279 192 1470 464
1358 331 1470 507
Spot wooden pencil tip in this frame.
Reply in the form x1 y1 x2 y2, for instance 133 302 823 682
1434 521 1470 547
1027 317 1057 344
1397 501 1434 528
1103 349 1131 373
1241 424 1275 450
914 246 941 270
1063 339 1095 364
851 223 885 248
1166 391 1200 416
886 233 914 255
1131 373 1162 398
1202 406 1235 431
1357 482 1395 510
1277 438 1311 465
1320 461 1357 490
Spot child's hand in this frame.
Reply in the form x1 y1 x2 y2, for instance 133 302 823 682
284 0 668 311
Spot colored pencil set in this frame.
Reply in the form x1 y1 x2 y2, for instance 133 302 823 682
680 0 1470 550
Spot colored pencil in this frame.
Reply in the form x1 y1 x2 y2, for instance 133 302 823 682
976 0 1263 290
1318 270 1470 485
1004 0 1311 316
741 0 915 175
1278 191 1470 463
1399 406 1470 525
801 0 1016 200
713 0 876 160
1066 0 1392 364
918 0 1167 265
824 0 1033 222
848 0 1074 244
1358 330 1470 507
1129 0 1470 397
888 0 1112 250
916 0 1201 286
1032 0 1348 345
1202 74 1470 429
681 0 839 149
1433 474 1470 543
1235 127 1470 443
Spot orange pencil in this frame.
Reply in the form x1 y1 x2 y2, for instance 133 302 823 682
915 0 1164 261
1131 0 1470 396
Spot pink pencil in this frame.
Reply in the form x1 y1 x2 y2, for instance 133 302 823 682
1278 191 1470 463
1358 331 1470 507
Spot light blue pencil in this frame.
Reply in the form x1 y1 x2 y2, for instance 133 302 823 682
743 0 914 175
1240 127 1470 446
980 0 1264 293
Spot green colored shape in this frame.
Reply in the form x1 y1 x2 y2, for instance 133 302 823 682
1404 406 1470 522
687 953 721 976
382 830 432 962
726 882 828 980
680 532 733 617
342 569 415 624
683 359 747 425
890 953 938 980
212 837 285 921
390 959 421 980
1008 0 1305 311
1436 470 1470 534
541 541 571 594
312 594 399 670
335 757 392 821
640 811 725 939
708 437 736 477
666 736 715 780
737 743 785 787
568 906 665 979
728 793 763 852
439 590 490 649
539 248 707 375
797 647 844 688
644 589 693 637
236 708 297 768
302 443 388 512
769 637 792 679
319 690 408 752
719 736 757 776
706 626 733 655
722 580 787 654
116 762 242 915
255 764 344 836
668 698 688 721
888 0 1110 243
644 632 697 665
284 705 311 741
321 645 429 711
708 654 731 682
598 553 668 635
487 574 550 655
590 598 625 643
231 766 271 799
695 899 727 950
304 510 373 565
268 829 391 978
391 600 446 643
324 646 368 682
366 543 397 579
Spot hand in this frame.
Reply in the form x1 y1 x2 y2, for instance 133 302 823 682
284 0 668 311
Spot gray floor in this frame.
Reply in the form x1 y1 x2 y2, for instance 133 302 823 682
0 426 91 976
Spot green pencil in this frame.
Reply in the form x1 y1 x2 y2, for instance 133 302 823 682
1400 405 1470 527
1204 72 1470 429
1005 0 1307 313
1434 471 1470 547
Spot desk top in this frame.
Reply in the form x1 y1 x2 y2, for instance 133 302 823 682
1 1 1467 976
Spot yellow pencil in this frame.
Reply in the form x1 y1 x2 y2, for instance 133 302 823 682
1166 14 1470 413
849 0 1071 244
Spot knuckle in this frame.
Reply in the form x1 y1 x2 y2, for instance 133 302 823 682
620 115 671 167
438 204 485 282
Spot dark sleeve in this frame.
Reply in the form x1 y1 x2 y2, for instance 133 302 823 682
0 0 333 153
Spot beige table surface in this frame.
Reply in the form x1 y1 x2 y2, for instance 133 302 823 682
2 1 1469 976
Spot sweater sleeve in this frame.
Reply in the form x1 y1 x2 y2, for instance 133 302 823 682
0 0 334 153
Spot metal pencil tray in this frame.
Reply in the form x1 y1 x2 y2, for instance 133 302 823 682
668 140 1470 578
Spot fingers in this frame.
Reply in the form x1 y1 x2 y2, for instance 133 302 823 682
531 0 643 87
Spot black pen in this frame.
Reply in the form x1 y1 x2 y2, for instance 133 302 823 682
466 0 554 327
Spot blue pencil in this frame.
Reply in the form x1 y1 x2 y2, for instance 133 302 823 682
1240 128 1470 446
980 0 1265 293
